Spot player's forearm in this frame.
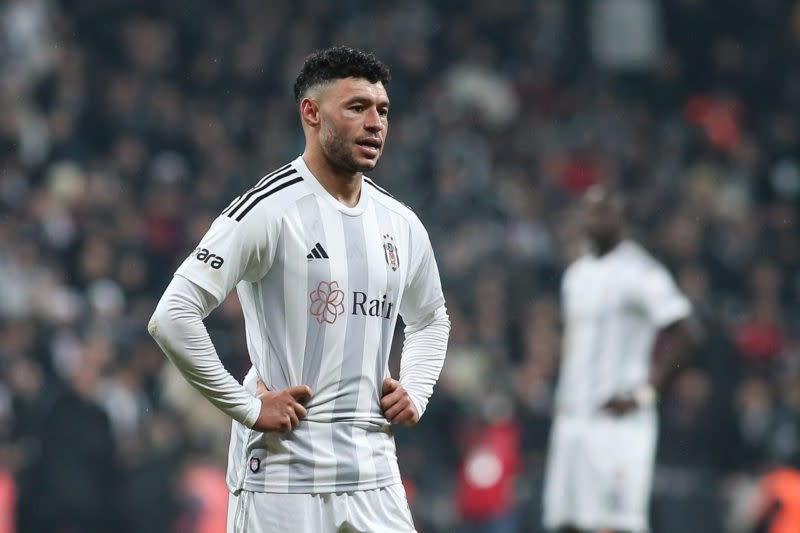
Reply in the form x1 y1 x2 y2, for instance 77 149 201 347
148 275 261 428
650 318 704 394
399 305 450 418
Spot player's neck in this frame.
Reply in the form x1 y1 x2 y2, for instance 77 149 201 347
592 237 622 257
301 151 362 208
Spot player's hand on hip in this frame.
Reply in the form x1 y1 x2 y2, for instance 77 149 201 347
381 378 419 426
600 394 638 416
253 380 312 433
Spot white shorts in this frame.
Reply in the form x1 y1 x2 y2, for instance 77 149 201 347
227 484 416 533
542 412 657 532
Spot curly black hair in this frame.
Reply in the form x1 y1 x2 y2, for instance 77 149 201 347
293 46 391 103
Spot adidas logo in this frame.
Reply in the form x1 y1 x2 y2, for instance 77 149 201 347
307 243 329 259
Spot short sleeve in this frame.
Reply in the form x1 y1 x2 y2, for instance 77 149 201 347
399 219 445 325
175 213 275 305
634 264 692 328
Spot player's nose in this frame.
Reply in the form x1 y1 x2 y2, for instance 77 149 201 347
363 107 384 132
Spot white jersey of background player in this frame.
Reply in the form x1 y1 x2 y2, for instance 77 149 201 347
543 185 701 533
148 46 450 533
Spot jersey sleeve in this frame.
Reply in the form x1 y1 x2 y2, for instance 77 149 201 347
175 211 276 305
634 263 692 328
399 217 445 326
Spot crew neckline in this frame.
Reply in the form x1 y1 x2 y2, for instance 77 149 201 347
293 156 369 216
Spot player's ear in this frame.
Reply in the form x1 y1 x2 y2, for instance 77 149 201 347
300 98 321 128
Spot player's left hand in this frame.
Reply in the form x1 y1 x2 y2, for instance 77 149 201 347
600 395 638 416
380 378 419 426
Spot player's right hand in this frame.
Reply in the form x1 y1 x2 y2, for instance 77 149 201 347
252 380 312 433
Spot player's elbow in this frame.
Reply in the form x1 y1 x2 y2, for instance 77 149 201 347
147 307 165 343
147 302 186 367
148 296 178 344
425 304 451 333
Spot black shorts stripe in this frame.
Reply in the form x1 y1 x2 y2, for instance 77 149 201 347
364 178 393 198
224 164 294 217
227 168 298 219
234 177 304 221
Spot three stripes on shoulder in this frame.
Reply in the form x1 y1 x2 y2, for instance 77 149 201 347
221 164 303 222
220 164 396 223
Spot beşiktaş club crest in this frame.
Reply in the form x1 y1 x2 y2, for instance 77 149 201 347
249 457 260 473
382 234 399 271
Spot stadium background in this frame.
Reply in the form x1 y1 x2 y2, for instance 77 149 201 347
1 0 800 531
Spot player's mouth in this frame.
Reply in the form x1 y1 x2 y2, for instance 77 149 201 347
356 138 382 157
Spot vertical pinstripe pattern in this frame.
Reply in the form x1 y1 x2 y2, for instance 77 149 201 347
225 160 433 494
308 200 349 492
351 204 385 485
288 195 330 490
373 208 403 402
610 310 631 394
369 204 404 480
226 369 257 493
311 204 348 396
587 311 609 408
333 215 368 486
245 218 295 493
259 225 291 391
298 196 330 390
282 203 310 394
555 243 691 418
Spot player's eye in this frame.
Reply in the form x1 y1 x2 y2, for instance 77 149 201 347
378 108 389 118
350 105 364 112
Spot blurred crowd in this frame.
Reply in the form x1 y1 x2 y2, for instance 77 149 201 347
1 0 800 531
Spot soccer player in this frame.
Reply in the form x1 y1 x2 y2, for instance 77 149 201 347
148 46 450 532
542 185 702 533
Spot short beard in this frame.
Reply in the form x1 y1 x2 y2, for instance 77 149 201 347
319 116 374 174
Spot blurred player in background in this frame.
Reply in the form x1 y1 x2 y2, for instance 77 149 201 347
543 185 703 533
148 46 449 532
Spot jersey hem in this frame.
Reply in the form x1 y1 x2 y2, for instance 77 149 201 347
233 474 402 494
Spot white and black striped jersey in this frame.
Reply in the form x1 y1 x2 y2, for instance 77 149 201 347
175 156 446 493
555 240 691 417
